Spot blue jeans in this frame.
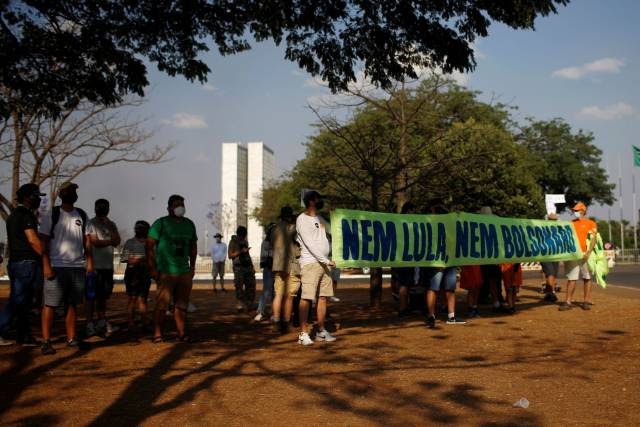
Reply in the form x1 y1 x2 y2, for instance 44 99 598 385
257 267 274 316
0 260 42 340
424 267 457 292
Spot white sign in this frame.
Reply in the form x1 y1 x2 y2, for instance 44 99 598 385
545 194 566 215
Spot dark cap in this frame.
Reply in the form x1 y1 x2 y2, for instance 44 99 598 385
59 182 78 192
214 233 223 238
16 183 45 201
278 206 294 218
303 190 323 207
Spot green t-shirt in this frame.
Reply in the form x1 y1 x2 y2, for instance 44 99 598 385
148 216 198 274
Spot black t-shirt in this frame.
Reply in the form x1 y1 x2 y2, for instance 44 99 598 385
6 205 40 261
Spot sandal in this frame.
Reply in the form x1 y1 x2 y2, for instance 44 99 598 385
177 334 191 343
152 336 163 344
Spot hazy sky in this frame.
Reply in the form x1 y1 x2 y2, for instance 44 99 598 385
1 0 639 250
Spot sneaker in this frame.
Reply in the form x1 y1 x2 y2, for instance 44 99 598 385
0 337 13 346
581 302 591 311
67 338 89 350
558 302 573 311
467 308 481 319
253 313 263 322
329 296 340 303
18 336 39 347
106 321 119 335
86 322 97 337
315 329 337 342
446 317 467 325
298 332 314 346
41 340 56 355
187 302 197 313
544 293 558 302
425 315 436 329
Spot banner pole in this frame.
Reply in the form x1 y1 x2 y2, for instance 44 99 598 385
619 154 625 257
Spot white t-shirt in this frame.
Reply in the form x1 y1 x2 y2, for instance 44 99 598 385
296 213 330 267
211 241 227 263
39 208 91 268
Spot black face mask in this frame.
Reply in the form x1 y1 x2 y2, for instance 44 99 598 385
60 192 78 204
315 200 324 210
95 207 109 217
28 195 42 210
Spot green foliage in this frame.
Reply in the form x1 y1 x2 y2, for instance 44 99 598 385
517 118 615 210
1 0 568 117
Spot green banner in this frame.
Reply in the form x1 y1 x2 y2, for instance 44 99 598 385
330 209 584 268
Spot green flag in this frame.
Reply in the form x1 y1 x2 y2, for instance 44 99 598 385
634 145 640 167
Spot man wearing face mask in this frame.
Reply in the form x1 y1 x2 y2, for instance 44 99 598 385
39 182 94 355
211 233 227 292
86 199 121 337
559 202 598 311
147 194 198 342
0 184 46 346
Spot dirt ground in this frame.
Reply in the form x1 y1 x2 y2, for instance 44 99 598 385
0 274 639 427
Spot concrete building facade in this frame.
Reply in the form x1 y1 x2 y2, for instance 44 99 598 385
221 141 275 258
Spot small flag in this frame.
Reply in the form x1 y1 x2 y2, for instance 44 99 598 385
635 145 640 167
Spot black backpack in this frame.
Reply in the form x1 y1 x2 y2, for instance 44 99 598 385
50 206 88 240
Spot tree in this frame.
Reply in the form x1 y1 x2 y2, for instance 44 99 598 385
1 0 569 118
0 97 170 220
517 118 615 210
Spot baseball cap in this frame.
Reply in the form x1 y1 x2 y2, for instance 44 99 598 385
16 183 45 201
59 182 79 192
214 233 223 238
571 202 587 211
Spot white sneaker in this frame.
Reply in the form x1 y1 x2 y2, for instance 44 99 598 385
315 329 336 342
187 302 197 313
329 296 340 303
298 332 314 346
86 322 96 337
106 321 119 334
253 313 263 322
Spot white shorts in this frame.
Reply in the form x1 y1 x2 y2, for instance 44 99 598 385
565 260 591 281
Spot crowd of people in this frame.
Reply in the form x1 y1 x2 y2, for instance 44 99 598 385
0 182 598 354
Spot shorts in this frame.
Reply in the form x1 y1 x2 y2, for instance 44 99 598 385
501 264 523 289
88 269 114 301
460 265 483 290
124 264 151 298
300 263 334 302
565 260 590 281
44 267 85 307
480 264 501 284
424 267 457 292
393 267 417 287
541 261 560 278
155 273 193 311
212 261 225 278
273 271 302 297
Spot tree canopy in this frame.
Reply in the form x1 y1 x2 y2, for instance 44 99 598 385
1 0 568 118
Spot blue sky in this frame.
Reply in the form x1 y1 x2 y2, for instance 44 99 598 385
2 0 639 248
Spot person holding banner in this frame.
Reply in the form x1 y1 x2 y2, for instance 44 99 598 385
460 265 483 318
296 191 337 346
541 213 560 303
559 202 597 311
424 267 466 328
501 263 522 314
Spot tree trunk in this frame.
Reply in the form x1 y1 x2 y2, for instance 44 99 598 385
370 267 383 307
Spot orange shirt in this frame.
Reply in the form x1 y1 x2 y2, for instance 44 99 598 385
571 218 597 252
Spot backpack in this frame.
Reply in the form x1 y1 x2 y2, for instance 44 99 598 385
50 206 88 240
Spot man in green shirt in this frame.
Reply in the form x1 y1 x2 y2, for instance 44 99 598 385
147 194 197 342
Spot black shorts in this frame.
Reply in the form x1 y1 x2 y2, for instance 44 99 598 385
480 265 501 283
90 269 114 301
393 267 417 287
124 265 151 298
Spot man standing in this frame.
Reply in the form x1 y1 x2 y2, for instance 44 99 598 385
211 233 227 292
424 267 466 328
559 202 598 311
39 182 93 355
0 184 46 346
541 213 560 303
271 207 301 333
86 199 121 337
228 226 256 312
147 195 197 342
254 223 276 322
296 191 336 346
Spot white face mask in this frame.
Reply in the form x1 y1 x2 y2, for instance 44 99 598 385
574 211 582 219
173 206 186 217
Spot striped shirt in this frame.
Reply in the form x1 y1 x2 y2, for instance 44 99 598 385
121 238 146 263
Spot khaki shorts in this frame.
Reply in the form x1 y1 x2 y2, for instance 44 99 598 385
300 263 334 302
565 260 591 281
274 272 302 297
155 273 193 311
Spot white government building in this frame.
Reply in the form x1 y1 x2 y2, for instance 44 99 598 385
221 141 275 256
